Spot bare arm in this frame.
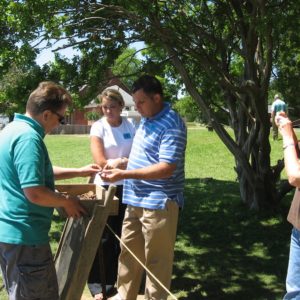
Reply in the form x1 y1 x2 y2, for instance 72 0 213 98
276 113 300 186
23 186 86 218
90 136 107 168
90 135 128 170
53 164 101 180
101 161 176 182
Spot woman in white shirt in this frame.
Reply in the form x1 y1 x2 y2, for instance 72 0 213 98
88 89 136 300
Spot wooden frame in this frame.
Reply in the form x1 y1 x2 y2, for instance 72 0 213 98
54 184 117 300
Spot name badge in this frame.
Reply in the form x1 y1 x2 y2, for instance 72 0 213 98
123 133 131 139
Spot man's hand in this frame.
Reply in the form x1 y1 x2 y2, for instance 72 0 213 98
101 168 126 182
24 186 87 218
77 164 102 177
62 195 87 218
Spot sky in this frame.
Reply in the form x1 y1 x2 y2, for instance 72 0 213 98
35 41 145 66
35 44 79 66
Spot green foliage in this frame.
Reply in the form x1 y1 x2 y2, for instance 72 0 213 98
85 110 101 121
271 6 300 119
174 96 202 122
0 0 41 77
139 47 183 103
0 64 48 116
111 47 142 89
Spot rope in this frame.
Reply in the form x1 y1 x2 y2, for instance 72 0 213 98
106 223 178 300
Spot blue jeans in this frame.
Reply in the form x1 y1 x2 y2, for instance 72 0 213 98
284 228 300 300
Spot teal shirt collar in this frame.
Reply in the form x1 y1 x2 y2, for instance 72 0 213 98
14 113 46 138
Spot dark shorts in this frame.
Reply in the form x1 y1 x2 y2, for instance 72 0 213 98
0 242 58 300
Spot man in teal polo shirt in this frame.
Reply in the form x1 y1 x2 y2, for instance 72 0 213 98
0 81 101 300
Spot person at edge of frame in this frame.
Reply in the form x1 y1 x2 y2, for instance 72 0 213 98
0 81 101 300
276 111 300 300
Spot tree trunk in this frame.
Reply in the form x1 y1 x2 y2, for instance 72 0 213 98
233 93 279 209
168 48 282 210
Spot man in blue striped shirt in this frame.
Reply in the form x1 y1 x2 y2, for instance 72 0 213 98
102 75 187 300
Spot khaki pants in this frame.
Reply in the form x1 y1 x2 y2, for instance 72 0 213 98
117 201 179 300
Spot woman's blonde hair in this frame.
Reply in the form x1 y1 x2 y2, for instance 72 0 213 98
98 89 125 108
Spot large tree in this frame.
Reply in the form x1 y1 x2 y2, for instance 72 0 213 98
2 0 298 210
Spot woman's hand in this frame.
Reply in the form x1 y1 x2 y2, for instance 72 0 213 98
104 158 128 170
275 112 294 138
100 168 126 182
275 111 289 126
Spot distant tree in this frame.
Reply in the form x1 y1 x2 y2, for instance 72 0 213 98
0 64 48 119
173 96 201 122
85 110 101 121
272 11 300 119
111 48 142 88
0 1 39 78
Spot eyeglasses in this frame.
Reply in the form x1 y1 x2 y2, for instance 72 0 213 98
52 111 65 125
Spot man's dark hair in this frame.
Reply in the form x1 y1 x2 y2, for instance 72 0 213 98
26 81 72 116
132 75 163 96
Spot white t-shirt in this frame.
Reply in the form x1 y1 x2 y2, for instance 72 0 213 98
90 117 136 185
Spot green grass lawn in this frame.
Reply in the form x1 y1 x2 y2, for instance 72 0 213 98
0 128 295 299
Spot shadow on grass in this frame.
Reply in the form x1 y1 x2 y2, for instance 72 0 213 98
49 213 66 253
173 178 293 300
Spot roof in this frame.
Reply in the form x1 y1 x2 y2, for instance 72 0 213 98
84 85 135 109
84 99 99 108
105 85 135 107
